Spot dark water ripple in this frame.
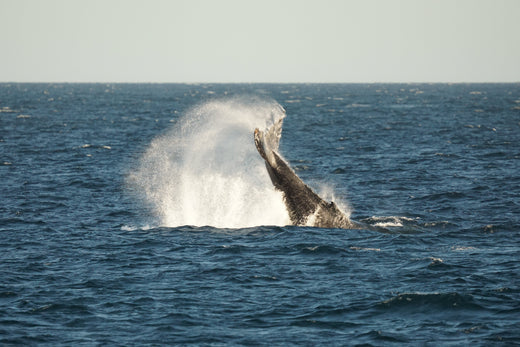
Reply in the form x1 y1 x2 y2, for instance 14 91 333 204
1 83 520 345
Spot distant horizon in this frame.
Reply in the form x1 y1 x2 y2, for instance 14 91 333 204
1 80 519 84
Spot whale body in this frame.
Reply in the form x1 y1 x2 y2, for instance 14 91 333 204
254 126 364 229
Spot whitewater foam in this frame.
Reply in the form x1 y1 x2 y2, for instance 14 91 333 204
128 98 290 228
368 216 416 228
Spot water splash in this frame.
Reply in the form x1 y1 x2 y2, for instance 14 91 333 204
129 98 290 228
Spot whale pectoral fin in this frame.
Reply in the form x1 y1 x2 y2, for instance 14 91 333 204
255 128 284 189
254 128 268 161
254 127 360 229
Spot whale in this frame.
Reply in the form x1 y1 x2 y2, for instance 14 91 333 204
254 126 365 229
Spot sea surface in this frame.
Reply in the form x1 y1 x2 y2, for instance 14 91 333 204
1 83 519 345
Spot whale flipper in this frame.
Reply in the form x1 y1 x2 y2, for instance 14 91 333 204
254 128 363 229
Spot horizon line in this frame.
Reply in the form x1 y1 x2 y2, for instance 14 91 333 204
1 80 519 84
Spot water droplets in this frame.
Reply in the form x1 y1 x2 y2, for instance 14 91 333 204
129 98 290 228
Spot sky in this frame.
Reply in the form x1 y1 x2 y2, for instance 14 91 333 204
1 0 519 83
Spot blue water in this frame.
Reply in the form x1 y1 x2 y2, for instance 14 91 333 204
1 83 519 345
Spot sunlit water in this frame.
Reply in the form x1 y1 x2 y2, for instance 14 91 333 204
1 83 519 345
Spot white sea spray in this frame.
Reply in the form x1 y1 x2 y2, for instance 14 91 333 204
128 97 290 228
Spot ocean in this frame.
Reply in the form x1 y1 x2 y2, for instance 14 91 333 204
1 83 519 345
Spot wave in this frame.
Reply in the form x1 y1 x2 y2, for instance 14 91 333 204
362 216 423 233
127 98 290 228
365 216 416 228
378 292 484 311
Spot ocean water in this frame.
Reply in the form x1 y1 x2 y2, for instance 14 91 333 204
1 83 519 345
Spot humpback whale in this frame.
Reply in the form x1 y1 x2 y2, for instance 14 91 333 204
254 126 365 229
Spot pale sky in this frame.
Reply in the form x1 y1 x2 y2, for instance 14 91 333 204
1 0 519 83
